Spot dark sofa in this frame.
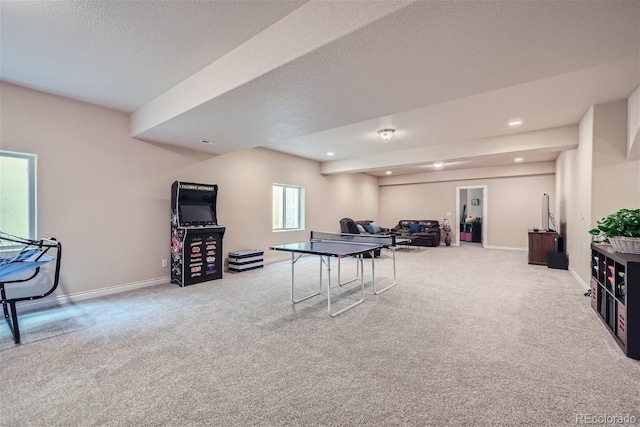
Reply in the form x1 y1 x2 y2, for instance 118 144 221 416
391 220 441 247
339 218 389 235
339 218 390 257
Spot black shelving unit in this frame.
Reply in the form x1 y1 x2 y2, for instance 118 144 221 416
590 243 640 359
460 220 481 243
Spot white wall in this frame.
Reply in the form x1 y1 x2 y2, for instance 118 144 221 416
459 189 468 221
567 107 595 287
592 100 639 223
173 147 379 262
4 80 637 307
467 188 483 218
628 87 639 160
556 99 640 287
1 82 378 308
627 87 640 202
379 174 554 248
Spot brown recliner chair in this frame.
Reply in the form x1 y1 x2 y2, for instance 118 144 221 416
339 218 360 234
338 218 380 257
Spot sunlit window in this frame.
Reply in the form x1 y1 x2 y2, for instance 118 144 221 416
272 184 304 231
0 151 37 240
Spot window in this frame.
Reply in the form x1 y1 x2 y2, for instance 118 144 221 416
272 184 304 231
0 151 37 239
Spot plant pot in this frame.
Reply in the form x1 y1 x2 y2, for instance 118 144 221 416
445 234 451 246
610 236 640 254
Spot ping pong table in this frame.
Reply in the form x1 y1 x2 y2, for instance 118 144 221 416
269 231 397 316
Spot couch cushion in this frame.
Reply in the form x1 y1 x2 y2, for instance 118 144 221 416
369 221 381 234
418 220 439 232
357 224 366 233
409 223 421 233
363 223 374 233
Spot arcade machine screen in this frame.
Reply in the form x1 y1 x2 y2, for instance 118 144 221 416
180 204 214 225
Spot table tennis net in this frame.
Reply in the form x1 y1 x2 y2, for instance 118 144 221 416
310 231 395 247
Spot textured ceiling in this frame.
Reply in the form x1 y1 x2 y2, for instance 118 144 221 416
1 0 638 176
0 0 306 111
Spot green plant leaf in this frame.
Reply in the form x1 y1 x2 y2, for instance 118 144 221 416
591 208 640 240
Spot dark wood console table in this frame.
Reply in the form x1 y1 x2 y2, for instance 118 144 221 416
528 230 558 265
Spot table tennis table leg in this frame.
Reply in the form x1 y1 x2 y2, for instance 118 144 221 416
329 255 365 317
291 252 322 304
337 256 360 287
372 247 397 295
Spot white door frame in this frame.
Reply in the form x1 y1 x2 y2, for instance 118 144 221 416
455 185 487 247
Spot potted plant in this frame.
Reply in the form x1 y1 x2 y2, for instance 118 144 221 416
441 218 452 246
589 208 640 254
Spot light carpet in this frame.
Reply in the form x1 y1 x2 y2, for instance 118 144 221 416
1 245 639 426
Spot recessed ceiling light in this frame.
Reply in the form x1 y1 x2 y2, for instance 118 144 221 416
514 157 524 163
433 162 443 168
508 119 523 128
385 171 392 175
199 139 219 145
326 152 335 156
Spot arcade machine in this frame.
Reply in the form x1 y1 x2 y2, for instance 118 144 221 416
171 181 225 286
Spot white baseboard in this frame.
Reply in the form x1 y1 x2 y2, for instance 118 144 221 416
568 266 590 291
263 254 291 265
483 245 528 251
450 242 527 251
15 276 170 314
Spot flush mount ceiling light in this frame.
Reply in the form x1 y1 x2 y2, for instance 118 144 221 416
199 139 219 146
508 119 523 128
385 171 392 175
378 129 395 140
326 152 335 156
514 157 524 163
433 162 443 168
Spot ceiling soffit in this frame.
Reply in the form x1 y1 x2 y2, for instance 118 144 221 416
131 1 637 147
321 126 578 175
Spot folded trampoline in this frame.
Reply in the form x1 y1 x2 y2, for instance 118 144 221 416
0 232 62 344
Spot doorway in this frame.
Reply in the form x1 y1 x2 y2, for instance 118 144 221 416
456 185 487 247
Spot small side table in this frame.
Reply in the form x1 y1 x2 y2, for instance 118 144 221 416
395 238 412 250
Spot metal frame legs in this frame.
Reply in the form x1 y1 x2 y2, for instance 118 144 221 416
289 247 398 315
290 253 322 303
290 253 365 316
372 247 397 295
338 248 397 295
338 255 360 287
1 285 20 344
2 301 20 344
